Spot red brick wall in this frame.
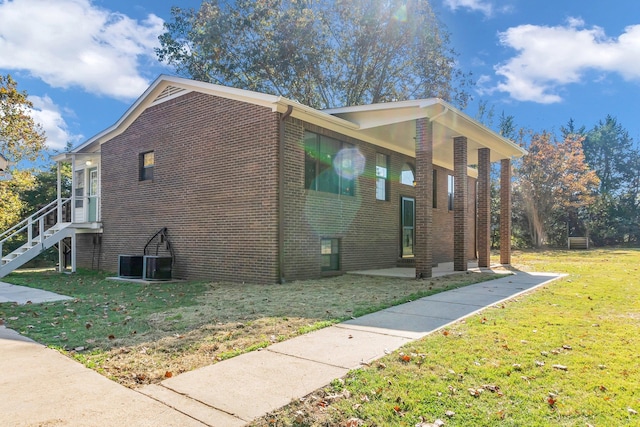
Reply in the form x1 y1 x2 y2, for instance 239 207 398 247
282 119 478 280
97 92 280 284
74 233 102 270
81 91 481 283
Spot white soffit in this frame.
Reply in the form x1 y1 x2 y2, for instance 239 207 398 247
325 99 526 161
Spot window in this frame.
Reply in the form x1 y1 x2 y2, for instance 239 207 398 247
376 153 389 200
400 163 414 186
432 169 438 209
321 238 340 271
75 170 84 208
140 151 154 181
447 174 455 211
304 131 355 196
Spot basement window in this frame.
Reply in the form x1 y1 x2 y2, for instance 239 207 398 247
321 238 340 271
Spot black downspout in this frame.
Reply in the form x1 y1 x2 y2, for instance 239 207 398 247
278 105 294 284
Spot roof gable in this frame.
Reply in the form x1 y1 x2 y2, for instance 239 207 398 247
65 75 526 167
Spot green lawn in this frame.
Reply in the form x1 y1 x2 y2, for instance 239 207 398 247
251 249 640 426
0 267 497 387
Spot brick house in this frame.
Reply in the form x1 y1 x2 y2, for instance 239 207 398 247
17 75 524 284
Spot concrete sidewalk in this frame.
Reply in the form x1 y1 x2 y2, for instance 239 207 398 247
0 270 564 426
139 270 563 426
0 280 73 304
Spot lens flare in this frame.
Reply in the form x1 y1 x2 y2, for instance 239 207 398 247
333 147 365 180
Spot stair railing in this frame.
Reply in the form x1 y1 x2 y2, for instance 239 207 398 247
0 198 71 258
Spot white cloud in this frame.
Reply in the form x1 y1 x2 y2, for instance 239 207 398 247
443 0 494 17
0 0 164 100
29 96 83 151
494 18 640 103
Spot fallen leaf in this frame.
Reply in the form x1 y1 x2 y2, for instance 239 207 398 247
401 354 411 362
345 418 362 427
468 388 483 397
164 371 173 378
442 330 450 336
483 384 500 393
108 334 115 340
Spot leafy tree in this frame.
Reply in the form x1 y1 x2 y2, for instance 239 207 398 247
0 170 36 255
0 75 47 240
560 118 586 140
157 0 472 109
21 162 72 215
577 116 640 245
584 115 635 195
0 74 46 164
515 132 599 247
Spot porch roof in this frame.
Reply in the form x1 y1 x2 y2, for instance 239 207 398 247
55 75 526 169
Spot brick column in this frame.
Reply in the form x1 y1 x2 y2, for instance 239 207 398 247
500 158 511 265
477 148 491 268
415 118 433 278
454 137 467 271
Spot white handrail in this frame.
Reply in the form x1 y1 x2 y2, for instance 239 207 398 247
0 198 71 256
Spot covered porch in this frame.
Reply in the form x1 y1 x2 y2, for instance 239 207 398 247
53 152 103 226
326 99 526 278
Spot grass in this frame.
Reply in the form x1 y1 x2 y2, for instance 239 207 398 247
0 267 497 388
249 248 640 426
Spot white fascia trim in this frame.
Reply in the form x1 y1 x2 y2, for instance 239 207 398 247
70 75 290 154
433 99 527 158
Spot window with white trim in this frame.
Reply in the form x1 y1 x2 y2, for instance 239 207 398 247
376 153 389 201
304 132 355 196
321 238 340 271
447 174 455 211
140 151 154 181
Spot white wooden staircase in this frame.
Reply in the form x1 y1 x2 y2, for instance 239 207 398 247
0 198 73 278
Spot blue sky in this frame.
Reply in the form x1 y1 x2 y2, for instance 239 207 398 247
1 0 640 164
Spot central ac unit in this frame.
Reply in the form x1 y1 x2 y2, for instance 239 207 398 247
118 255 143 278
142 255 172 281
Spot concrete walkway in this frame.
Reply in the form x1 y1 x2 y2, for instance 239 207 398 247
0 270 564 426
0 280 73 304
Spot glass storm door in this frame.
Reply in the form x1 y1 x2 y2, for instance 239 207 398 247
87 167 98 222
401 197 415 257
